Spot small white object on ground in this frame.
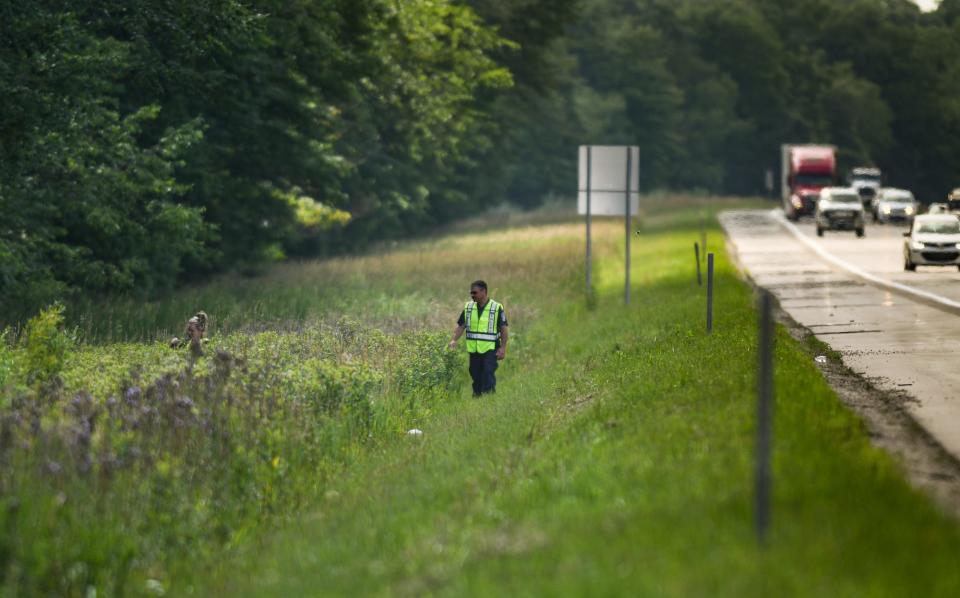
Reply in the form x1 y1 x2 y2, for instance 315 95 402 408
406 428 423 436
144 579 165 596
815 355 828 364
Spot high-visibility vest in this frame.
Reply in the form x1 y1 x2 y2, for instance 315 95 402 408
464 300 500 354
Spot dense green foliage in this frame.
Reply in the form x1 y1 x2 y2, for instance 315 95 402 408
1 0 512 322
518 0 960 199
4 0 960 326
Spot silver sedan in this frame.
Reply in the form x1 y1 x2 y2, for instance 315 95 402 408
873 188 916 224
903 214 960 271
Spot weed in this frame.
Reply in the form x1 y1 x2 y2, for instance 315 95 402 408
18 303 73 386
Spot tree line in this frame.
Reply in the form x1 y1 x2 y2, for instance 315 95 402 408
3 0 959 323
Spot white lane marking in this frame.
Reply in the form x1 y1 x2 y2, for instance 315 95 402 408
771 209 960 312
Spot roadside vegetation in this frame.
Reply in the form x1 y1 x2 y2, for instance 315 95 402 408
5 197 960 595
0 198 594 594
210 198 960 596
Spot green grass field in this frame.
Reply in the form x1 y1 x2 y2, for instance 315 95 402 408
4 196 960 596
197 198 960 597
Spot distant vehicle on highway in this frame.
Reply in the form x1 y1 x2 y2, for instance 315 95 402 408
903 214 960 271
847 166 882 211
925 191 960 216
947 188 960 213
781 144 837 221
816 187 865 237
873 188 916 224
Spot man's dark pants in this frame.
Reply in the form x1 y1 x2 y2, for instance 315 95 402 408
469 350 498 396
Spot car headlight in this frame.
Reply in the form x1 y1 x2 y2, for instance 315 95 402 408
905 206 915 215
911 240 925 250
882 205 891 214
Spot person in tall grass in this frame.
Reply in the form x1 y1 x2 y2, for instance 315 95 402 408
448 280 508 397
169 311 208 357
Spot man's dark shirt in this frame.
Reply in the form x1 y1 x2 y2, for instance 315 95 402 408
457 301 507 348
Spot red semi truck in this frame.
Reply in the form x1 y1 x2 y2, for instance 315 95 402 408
781 144 837 220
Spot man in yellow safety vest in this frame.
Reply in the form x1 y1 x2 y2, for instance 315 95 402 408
448 280 509 397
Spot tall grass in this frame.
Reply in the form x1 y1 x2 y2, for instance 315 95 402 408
0 311 463 595
57 194 760 343
61 200 590 344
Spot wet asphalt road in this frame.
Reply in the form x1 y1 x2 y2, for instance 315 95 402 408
721 210 960 461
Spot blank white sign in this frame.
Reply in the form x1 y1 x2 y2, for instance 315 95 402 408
578 145 639 216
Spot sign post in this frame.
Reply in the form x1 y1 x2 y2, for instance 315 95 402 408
586 147 593 297
578 145 640 305
625 147 632 305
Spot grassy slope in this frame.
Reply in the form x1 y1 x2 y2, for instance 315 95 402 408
197 200 960 596
65 202 586 344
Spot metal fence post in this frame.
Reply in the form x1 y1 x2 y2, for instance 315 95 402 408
694 242 702 286
700 213 707 263
706 253 714 333
756 290 774 546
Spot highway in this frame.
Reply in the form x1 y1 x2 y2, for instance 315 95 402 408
722 209 960 463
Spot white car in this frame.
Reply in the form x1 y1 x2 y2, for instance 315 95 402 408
903 214 960 271
816 187 865 237
873 188 916 224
